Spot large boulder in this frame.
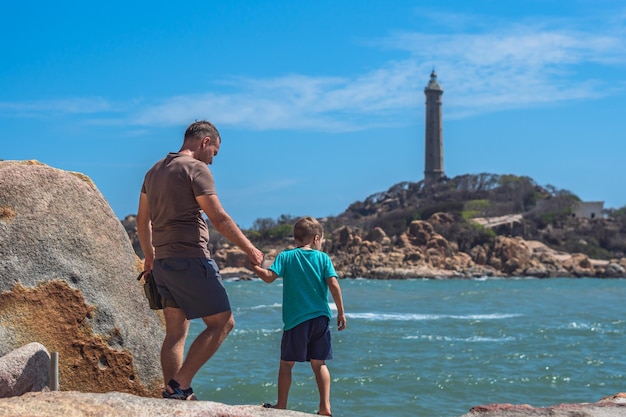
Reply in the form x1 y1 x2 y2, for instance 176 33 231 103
0 161 164 396
460 393 626 417
490 236 531 275
0 391 317 417
562 253 595 277
0 342 50 397
365 227 390 245
407 220 434 246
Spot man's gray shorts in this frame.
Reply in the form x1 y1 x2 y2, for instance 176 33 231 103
152 257 231 320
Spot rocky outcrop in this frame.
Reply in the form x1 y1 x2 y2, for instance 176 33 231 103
204 218 626 280
0 391 624 417
0 391 316 417
0 161 164 396
0 343 50 398
324 218 626 279
460 393 626 417
213 244 253 268
326 221 496 279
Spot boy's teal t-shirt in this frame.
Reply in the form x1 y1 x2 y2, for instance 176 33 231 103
269 248 337 331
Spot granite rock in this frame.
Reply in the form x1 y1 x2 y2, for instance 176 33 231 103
0 342 50 398
0 161 164 396
0 391 317 417
460 393 626 417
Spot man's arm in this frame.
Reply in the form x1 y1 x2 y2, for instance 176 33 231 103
136 192 154 271
196 194 264 266
327 277 346 331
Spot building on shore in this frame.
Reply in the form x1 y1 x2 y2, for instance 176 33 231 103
572 201 604 219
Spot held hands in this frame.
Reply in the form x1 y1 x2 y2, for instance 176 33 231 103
247 247 264 269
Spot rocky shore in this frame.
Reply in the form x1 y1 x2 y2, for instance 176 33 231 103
0 391 316 417
459 393 626 417
324 213 626 279
1 389 625 417
210 213 626 280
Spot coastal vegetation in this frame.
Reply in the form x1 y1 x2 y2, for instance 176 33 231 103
237 173 626 261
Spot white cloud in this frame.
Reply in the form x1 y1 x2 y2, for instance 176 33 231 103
3 13 625 133
130 17 625 131
376 23 626 118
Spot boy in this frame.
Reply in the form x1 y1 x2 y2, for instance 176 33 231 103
252 216 346 417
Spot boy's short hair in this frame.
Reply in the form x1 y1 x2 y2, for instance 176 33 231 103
293 216 323 242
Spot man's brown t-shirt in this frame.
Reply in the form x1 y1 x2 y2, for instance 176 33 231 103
141 152 216 259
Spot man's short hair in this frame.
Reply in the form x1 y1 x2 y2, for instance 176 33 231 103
184 120 221 144
293 216 324 242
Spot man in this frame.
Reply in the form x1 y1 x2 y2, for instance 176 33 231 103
137 120 263 400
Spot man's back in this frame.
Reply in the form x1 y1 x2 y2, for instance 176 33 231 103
142 152 215 259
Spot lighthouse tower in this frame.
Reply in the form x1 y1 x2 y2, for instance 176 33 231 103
424 70 444 181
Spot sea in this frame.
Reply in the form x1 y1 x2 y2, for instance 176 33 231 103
185 277 626 417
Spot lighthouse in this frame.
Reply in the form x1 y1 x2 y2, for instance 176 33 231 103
424 70 444 181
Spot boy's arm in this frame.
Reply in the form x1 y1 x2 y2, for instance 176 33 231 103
327 277 346 331
252 265 278 283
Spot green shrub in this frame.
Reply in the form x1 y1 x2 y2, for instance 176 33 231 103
266 223 293 240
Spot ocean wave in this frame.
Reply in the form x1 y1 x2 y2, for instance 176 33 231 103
231 327 282 336
563 321 624 334
241 303 282 310
405 334 516 342
346 312 522 321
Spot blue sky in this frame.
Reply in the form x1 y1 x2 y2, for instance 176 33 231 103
2 1 625 229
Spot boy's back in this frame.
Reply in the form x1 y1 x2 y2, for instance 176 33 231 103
270 247 337 330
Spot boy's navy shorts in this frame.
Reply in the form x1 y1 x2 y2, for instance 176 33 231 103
152 257 231 320
281 316 332 362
